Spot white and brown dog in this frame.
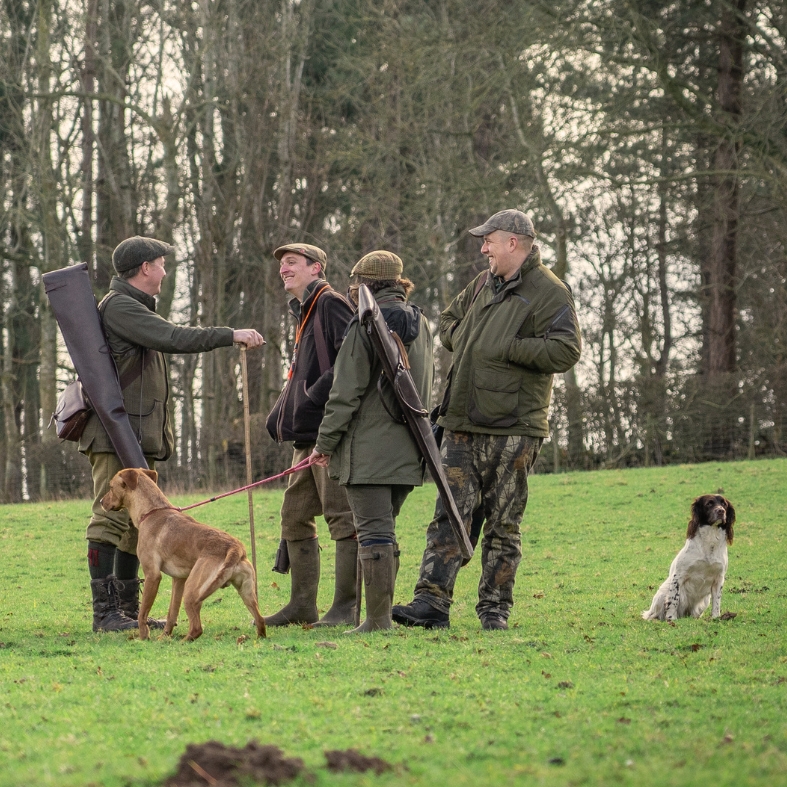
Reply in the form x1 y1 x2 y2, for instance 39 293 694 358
642 494 735 622
101 468 266 641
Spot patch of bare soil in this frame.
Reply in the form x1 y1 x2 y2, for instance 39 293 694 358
324 748 392 775
164 740 304 786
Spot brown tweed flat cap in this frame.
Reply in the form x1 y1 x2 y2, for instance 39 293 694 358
469 209 535 238
112 236 174 273
274 243 328 274
350 251 403 280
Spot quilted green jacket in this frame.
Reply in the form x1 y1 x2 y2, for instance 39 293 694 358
438 246 581 438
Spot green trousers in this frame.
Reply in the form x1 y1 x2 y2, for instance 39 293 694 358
344 484 413 543
85 451 156 553
280 444 355 541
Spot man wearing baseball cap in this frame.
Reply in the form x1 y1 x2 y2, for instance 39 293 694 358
263 243 356 627
393 210 581 631
311 251 434 632
80 236 264 632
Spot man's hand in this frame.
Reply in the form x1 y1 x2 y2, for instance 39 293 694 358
233 329 265 348
309 448 330 468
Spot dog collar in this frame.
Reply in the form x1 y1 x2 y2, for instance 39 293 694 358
137 505 179 526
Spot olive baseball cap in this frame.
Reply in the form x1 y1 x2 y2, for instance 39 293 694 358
468 209 535 238
350 250 403 280
274 243 328 274
112 236 174 273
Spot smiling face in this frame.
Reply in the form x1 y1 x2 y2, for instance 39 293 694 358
129 256 167 296
279 252 322 301
480 230 531 280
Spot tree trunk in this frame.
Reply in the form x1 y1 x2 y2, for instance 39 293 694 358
34 0 62 499
79 0 97 268
95 0 135 292
707 0 746 378
2 270 23 503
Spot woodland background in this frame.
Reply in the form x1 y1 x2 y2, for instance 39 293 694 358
1 0 786 501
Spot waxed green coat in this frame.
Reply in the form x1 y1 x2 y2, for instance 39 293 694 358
78 277 234 460
438 246 581 438
315 286 434 486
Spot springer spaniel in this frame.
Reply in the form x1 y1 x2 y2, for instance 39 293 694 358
642 494 735 621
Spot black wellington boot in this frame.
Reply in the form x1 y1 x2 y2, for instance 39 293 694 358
91 576 138 632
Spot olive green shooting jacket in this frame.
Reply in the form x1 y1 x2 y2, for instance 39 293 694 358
438 246 581 438
78 277 234 460
315 285 434 486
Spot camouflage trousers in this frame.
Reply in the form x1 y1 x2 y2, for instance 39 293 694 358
414 430 543 619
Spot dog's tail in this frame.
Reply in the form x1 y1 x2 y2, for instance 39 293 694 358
216 544 247 588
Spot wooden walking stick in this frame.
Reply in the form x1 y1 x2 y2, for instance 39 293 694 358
239 345 257 577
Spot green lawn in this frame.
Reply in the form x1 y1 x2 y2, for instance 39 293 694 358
1 459 785 786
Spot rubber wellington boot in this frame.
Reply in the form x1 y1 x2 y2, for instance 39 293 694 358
113 577 166 629
313 537 358 627
345 543 394 634
91 576 138 632
264 538 320 626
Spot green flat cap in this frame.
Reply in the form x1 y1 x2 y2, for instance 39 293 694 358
112 236 174 273
274 243 328 273
351 250 403 280
469 209 535 238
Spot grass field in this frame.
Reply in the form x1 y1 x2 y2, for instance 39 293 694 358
1 458 786 787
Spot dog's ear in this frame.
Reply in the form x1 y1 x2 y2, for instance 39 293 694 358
687 497 703 539
724 498 735 544
118 468 139 491
141 469 159 485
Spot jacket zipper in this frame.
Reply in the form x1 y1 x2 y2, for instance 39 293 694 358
276 286 328 443
544 305 570 340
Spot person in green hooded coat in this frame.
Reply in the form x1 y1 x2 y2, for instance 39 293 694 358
311 251 434 633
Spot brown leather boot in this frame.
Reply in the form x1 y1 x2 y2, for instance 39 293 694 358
313 537 358 627
264 538 320 626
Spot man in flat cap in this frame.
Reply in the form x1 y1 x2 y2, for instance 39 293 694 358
263 243 357 627
393 210 581 631
311 251 433 632
80 236 264 632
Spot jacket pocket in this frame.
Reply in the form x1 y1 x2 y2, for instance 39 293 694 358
293 380 324 435
127 399 165 455
467 365 520 428
265 386 287 441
